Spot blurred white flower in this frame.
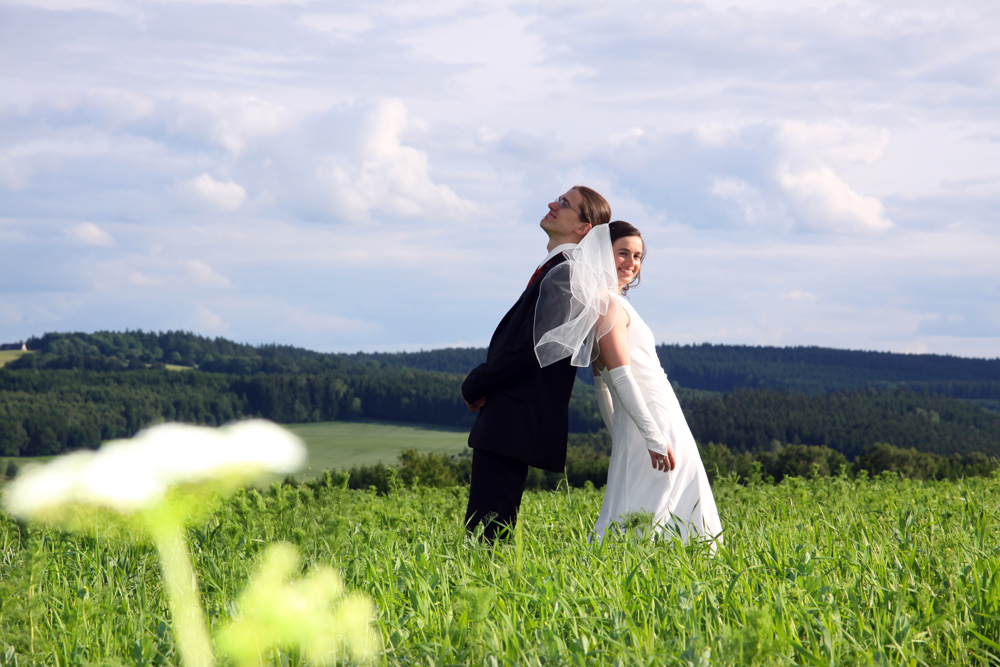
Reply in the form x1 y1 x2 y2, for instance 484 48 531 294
3 420 305 521
0 420 360 667
217 543 377 666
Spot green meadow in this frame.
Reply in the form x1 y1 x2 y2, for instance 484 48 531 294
284 420 470 478
3 472 1000 665
0 420 469 486
164 364 194 371
0 350 29 367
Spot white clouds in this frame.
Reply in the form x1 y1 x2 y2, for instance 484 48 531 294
181 174 247 213
1 0 998 357
779 167 893 234
164 0 312 6
782 290 817 302
68 222 116 246
710 177 793 231
604 120 895 235
211 97 289 157
298 13 373 40
185 260 234 289
399 9 544 73
0 153 32 190
273 301 378 337
47 89 156 127
777 122 890 167
1 0 129 12
127 271 160 287
323 99 475 222
191 305 228 334
609 128 645 146
531 1 1000 128
774 122 895 233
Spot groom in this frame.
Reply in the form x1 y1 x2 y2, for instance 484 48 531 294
462 186 611 540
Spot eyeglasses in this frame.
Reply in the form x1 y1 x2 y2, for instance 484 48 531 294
555 196 583 217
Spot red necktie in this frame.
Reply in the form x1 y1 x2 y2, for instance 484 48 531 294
526 258 553 289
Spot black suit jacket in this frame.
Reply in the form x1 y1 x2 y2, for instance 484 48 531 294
462 254 577 472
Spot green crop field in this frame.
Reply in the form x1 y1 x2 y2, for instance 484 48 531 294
164 364 194 371
3 473 1000 665
283 420 470 478
0 349 29 367
0 421 468 487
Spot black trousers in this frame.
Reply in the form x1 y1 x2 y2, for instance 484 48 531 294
464 448 529 540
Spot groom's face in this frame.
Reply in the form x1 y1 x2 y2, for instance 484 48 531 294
540 189 588 238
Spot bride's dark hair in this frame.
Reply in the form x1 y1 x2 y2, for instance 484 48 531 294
608 220 645 295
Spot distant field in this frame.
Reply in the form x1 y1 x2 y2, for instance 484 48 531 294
0 455 55 485
1 420 469 485
283 420 469 479
0 350 30 367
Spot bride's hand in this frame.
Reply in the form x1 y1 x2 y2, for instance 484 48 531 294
648 447 675 472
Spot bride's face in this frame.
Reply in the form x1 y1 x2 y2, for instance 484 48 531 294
613 235 644 289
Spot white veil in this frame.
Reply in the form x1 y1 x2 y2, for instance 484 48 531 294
533 223 619 368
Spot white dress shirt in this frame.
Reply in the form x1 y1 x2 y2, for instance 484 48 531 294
537 243 578 270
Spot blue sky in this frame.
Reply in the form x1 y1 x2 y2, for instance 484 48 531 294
1 0 998 358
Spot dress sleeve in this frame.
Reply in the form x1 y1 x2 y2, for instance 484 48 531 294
606 365 669 455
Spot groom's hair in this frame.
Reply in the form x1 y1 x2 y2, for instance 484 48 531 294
572 186 612 228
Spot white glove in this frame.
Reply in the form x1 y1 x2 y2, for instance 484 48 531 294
606 365 668 455
593 372 615 433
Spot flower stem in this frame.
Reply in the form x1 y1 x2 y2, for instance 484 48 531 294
153 526 215 667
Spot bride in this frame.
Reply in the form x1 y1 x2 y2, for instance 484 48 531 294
534 221 722 544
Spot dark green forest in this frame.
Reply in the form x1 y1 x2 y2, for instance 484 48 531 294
11 332 1000 398
3 330 1000 484
656 343 1000 404
6 331 488 376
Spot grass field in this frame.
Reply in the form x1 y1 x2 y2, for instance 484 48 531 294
0 349 29 367
284 419 470 477
0 420 469 485
3 474 1000 665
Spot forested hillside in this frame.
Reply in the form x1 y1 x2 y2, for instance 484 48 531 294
12 331 998 400
0 367 479 456
7 331 488 376
683 388 1000 458
656 343 1000 400
3 330 999 466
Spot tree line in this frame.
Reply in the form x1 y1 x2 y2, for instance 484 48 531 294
0 367 475 456
655 343 1000 399
313 439 1000 495
8 330 488 377
4 364 1000 463
4 330 1000 491
682 387 1000 458
11 331 1000 402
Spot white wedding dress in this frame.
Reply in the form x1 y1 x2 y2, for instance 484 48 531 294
531 223 722 546
595 297 723 546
